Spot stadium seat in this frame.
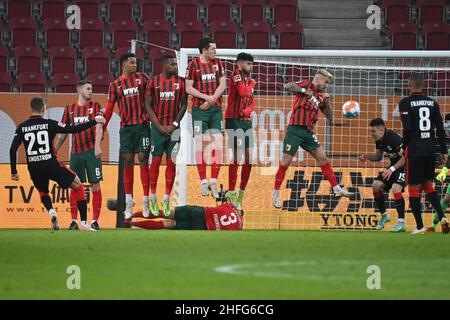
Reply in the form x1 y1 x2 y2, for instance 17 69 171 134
0 72 13 92
204 0 232 23
7 0 32 19
176 20 205 49
416 0 446 25
39 0 66 20
107 0 134 22
110 20 138 50
0 46 8 73
173 0 199 23
237 0 265 23
73 0 100 20
139 0 167 21
275 21 304 49
149 48 174 75
79 19 105 49
9 17 37 47
17 72 47 92
52 73 80 93
389 22 417 50
242 20 271 49
82 47 111 75
115 47 145 72
48 47 77 75
271 0 298 25
43 18 71 47
382 0 411 25
423 22 450 50
209 20 238 49
14 45 43 74
143 20 172 49
87 73 115 93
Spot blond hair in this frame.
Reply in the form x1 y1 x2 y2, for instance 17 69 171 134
316 69 333 80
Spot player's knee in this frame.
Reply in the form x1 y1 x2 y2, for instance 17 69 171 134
372 181 383 192
391 184 402 194
91 182 100 192
445 195 450 204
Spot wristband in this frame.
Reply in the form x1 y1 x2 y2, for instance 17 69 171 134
301 88 306 94
389 166 396 172
172 121 179 128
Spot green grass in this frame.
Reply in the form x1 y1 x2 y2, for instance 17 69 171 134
0 229 449 299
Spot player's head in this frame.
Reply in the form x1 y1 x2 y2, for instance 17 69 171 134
368 117 386 141
198 37 216 60
313 69 333 91
120 52 137 75
30 96 47 115
445 114 450 136
77 79 93 101
162 55 178 76
236 52 254 74
408 73 424 92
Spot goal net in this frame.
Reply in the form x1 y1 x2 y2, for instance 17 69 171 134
172 49 450 231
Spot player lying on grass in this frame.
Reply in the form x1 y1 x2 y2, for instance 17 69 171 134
9 96 106 231
359 118 406 232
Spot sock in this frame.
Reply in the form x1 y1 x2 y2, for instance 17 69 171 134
69 189 78 220
240 163 252 191
140 164 150 196
409 187 423 229
39 192 53 212
133 220 165 229
393 192 405 220
228 163 238 191
274 164 288 190
92 189 102 221
165 157 176 196
424 183 445 221
149 156 162 194
124 166 134 195
151 193 157 201
125 194 133 203
211 148 221 179
74 184 87 222
373 191 386 215
196 150 207 180
320 163 339 188
164 194 170 201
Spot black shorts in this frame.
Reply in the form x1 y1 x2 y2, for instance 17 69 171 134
375 167 406 192
406 155 435 185
174 205 207 230
29 162 76 194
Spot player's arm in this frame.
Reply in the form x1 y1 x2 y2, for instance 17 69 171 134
212 75 226 101
434 103 448 161
144 83 169 136
235 77 256 97
103 82 118 129
9 127 22 180
399 99 411 149
185 79 211 102
319 93 333 123
52 117 105 134
55 106 70 151
168 82 188 134
359 149 383 162
94 124 103 159
284 81 312 96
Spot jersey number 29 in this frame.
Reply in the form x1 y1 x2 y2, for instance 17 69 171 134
24 131 50 155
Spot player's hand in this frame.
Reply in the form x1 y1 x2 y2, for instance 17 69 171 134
200 101 211 110
382 168 394 180
158 125 170 136
359 154 368 162
11 173 19 181
304 89 313 98
322 92 330 103
95 115 106 124
163 125 173 135
437 166 448 183
440 153 448 167
95 146 102 159
204 95 216 105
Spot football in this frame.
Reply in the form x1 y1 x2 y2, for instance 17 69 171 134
342 100 360 118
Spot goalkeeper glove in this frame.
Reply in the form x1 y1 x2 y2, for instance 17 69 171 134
437 166 449 183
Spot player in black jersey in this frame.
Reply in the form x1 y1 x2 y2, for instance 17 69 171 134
399 73 449 235
359 118 406 232
9 97 106 231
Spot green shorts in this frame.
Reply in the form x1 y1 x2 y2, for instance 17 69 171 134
151 126 180 157
70 149 103 183
192 107 224 136
283 125 321 155
225 119 254 150
119 123 150 153
174 205 207 230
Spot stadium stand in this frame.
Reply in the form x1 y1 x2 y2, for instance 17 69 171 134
205 0 232 23
110 19 138 50
271 0 298 25
0 46 9 73
79 19 105 49
14 45 43 74
73 0 100 20
389 22 418 50
422 22 450 50
9 17 37 47
243 20 272 49
48 47 77 75
177 20 205 49
51 73 80 93
7 0 32 19
237 0 265 24
107 0 134 22
82 47 111 75
17 72 47 92
0 72 13 91
416 0 446 25
139 0 167 21
87 73 115 93
209 20 239 49
143 20 172 49
173 0 199 23
275 21 304 49
43 18 71 47
39 0 66 20
382 0 412 25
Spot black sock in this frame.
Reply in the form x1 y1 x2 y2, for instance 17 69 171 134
374 193 386 214
40 195 53 212
409 197 423 229
426 192 445 221
77 200 87 222
395 198 405 220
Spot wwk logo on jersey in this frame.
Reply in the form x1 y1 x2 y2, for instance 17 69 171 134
309 95 320 109
74 116 90 124
160 91 175 100
202 73 216 82
123 87 139 96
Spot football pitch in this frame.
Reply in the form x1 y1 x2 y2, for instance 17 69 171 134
0 229 449 300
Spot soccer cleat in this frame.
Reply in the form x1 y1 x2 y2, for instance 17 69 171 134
376 214 391 231
201 181 209 197
237 190 244 210
425 226 436 233
225 191 240 210
441 217 450 234
272 190 282 209
150 198 159 217
69 221 79 230
334 188 353 198
411 227 426 235
143 197 150 218
389 221 406 233
51 215 59 231
91 221 100 231
161 199 170 217
210 181 220 198
124 198 135 220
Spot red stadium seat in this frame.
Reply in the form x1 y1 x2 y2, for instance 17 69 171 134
209 20 238 48
389 22 417 50
237 0 265 23
0 46 8 73
17 72 47 92
39 0 66 20
272 0 298 25
14 46 43 74
73 0 100 20
275 21 304 49
9 17 37 47
173 0 199 23
143 20 172 48
0 73 13 92
79 19 105 49
423 22 450 50
204 0 232 23
243 20 271 49
115 47 145 72
52 73 80 93
87 73 115 93
149 48 174 75
416 0 446 25
107 0 134 22
48 47 77 75
82 47 111 75
43 19 71 47
176 20 205 49
110 20 138 50
382 0 411 25
7 0 32 19
139 0 167 21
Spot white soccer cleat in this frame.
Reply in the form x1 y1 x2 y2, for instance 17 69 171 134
334 188 353 198
410 227 426 235
142 197 150 218
49 210 59 231
201 181 209 197
210 181 220 198
124 198 135 220
81 221 97 232
272 190 281 209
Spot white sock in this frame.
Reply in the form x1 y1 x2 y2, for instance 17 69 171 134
210 178 217 184
333 185 342 193
125 194 133 202
398 218 405 223
143 195 149 202
81 220 87 226
201 179 208 185
49 209 57 217
91 220 97 223
151 193 157 201
164 194 170 201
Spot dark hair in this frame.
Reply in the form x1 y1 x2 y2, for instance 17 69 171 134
162 54 176 65
369 118 385 127
30 96 46 113
409 73 424 88
120 52 136 67
77 79 92 87
445 113 450 121
236 52 254 63
198 37 215 54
